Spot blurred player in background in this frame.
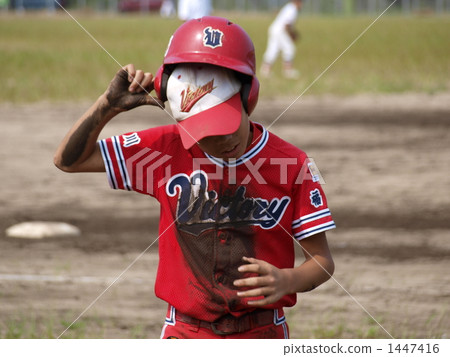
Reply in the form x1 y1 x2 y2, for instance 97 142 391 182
261 0 302 79
160 0 176 18
178 0 212 21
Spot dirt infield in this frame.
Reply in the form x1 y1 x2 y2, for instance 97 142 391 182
0 93 449 338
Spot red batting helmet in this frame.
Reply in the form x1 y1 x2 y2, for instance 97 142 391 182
154 16 259 115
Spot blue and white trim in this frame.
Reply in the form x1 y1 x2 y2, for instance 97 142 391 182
292 208 332 230
99 137 132 191
205 125 269 168
111 136 132 191
99 139 118 190
165 305 176 326
274 309 289 339
160 306 177 339
294 221 336 240
273 309 286 326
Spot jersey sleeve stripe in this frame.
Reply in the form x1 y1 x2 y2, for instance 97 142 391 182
99 139 118 190
112 136 132 191
292 208 331 229
294 221 336 240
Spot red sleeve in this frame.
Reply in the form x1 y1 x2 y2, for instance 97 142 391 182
99 134 132 191
291 157 336 240
99 128 174 198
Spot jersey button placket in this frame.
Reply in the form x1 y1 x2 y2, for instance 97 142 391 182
214 169 230 287
218 232 228 245
215 231 230 286
215 272 225 284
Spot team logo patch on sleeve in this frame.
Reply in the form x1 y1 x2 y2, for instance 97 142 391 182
122 133 141 147
307 160 321 183
310 188 323 208
203 27 223 48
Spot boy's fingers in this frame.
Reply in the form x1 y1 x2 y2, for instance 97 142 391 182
246 297 273 306
236 286 266 297
237 263 259 273
138 94 165 109
121 64 136 82
129 70 145 91
139 73 154 92
234 276 261 287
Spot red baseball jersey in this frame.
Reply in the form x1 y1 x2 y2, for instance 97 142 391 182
99 122 335 322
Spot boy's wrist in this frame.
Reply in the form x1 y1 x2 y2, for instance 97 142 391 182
97 93 122 119
282 268 301 295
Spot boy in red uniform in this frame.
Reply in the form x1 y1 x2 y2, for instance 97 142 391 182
54 16 335 339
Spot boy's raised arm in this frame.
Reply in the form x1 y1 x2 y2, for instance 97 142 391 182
53 64 164 173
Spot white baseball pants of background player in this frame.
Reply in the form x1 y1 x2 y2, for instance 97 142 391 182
263 27 296 66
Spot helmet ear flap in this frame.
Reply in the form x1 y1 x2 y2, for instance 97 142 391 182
153 65 165 101
238 74 259 116
246 76 259 116
154 65 175 102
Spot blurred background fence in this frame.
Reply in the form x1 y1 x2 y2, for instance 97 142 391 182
2 0 450 15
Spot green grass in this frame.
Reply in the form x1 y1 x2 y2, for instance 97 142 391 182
0 309 447 338
254 14 450 97
0 314 87 339
0 12 449 103
0 313 158 339
289 311 449 339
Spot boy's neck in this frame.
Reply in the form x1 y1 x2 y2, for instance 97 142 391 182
246 121 254 149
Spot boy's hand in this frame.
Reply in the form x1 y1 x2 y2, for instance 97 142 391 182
104 64 164 113
233 256 292 307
